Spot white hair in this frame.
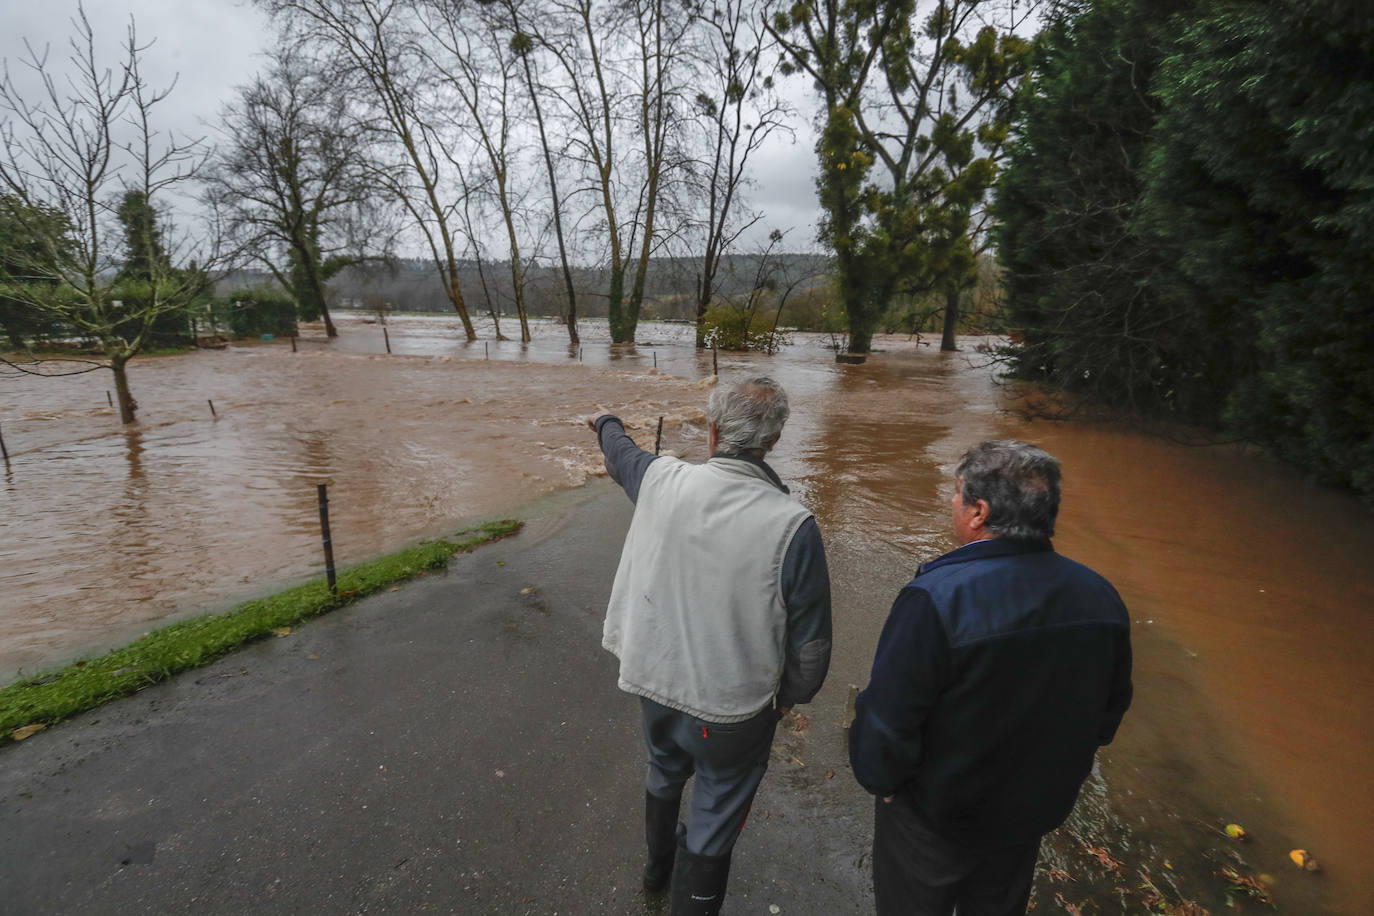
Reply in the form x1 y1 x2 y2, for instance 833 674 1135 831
707 376 790 454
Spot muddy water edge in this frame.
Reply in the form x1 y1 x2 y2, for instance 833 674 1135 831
2 315 1369 913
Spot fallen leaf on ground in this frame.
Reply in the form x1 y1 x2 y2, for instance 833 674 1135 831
1053 892 1086 916
272 626 291 637
494 769 505 778
1289 849 1321 872
1067 831 1123 872
11 723 46 741
1223 823 1248 841
520 587 537 595
1219 865 1273 902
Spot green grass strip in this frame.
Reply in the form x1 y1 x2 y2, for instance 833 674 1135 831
0 520 522 740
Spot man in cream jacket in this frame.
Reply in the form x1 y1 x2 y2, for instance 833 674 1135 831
587 376 831 915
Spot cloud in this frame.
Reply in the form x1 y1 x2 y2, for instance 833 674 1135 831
1 0 273 138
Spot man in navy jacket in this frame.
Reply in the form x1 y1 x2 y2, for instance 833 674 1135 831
849 441 1132 915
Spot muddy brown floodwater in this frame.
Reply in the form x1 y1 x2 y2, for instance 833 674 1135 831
2 314 1370 913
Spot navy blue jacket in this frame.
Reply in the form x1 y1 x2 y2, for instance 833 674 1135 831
849 537 1132 851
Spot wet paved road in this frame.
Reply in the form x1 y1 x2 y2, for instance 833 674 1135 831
0 482 872 914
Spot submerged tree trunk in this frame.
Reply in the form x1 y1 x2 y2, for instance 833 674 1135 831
606 265 631 343
110 354 137 424
940 286 959 351
444 253 478 341
292 244 338 338
513 31 577 346
503 216 531 342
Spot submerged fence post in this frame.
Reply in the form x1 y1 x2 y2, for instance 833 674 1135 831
291 334 297 353
207 399 216 418
712 343 718 376
653 351 657 370
383 327 391 354
107 390 114 407
485 341 489 360
655 416 663 455
0 421 8 462
317 482 337 596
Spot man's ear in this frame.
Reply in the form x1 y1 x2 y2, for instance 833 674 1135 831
969 498 991 532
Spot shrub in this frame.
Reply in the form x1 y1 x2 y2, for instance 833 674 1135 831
700 303 790 353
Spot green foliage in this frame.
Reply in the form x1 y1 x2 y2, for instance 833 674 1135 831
213 290 299 339
0 195 73 348
996 0 1374 500
116 191 172 282
774 0 1032 353
996 0 1200 415
1146 0 1374 497
700 303 789 353
113 191 197 348
0 520 521 737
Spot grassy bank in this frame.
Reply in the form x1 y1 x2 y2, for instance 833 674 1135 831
0 520 521 743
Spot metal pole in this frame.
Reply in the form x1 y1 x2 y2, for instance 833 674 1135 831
485 341 489 360
383 327 391 354
291 334 297 353
207 399 216 418
107 390 114 407
655 416 663 455
653 351 657 370
317 483 337 595
0 421 8 461
712 343 718 376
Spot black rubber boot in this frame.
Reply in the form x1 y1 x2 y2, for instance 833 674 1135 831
643 790 683 892
669 837 732 916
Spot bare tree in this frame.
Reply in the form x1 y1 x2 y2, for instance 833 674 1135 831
419 0 533 342
623 0 694 344
504 1 580 345
534 0 635 340
534 0 690 344
687 0 793 346
264 0 480 339
456 165 506 338
208 46 390 338
0 6 220 423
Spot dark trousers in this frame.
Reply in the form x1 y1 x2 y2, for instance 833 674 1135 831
873 796 1040 916
640 697 779 858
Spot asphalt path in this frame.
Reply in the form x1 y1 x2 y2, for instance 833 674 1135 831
0 481 873 914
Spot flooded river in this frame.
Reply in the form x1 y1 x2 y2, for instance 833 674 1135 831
2 314 1370 912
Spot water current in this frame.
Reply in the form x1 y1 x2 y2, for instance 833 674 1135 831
2 313 1369 912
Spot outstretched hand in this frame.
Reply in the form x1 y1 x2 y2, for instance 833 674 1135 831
586 409 614 431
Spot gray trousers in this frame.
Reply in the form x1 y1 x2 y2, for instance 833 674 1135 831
640 697 780 858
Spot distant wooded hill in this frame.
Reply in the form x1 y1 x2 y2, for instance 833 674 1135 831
218 253 834 322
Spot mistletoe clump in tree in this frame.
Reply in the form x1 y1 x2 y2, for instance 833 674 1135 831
770 0 1034 356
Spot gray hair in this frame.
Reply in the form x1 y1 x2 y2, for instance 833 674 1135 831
707 376 790 454
955 440 1061 541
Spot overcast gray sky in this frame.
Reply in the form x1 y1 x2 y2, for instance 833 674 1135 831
1 0 824 254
